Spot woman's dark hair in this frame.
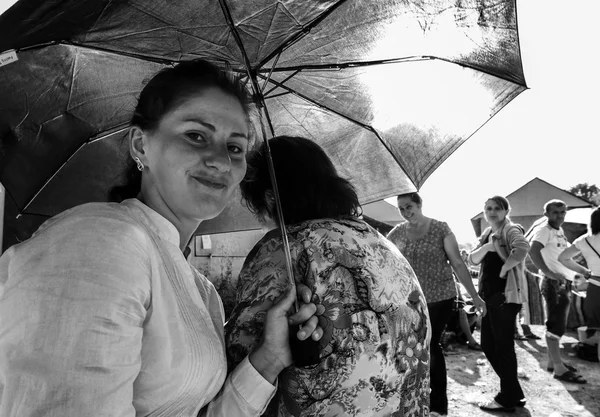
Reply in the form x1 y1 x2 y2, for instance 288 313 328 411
109 59 253 202
241 136 361 225
590 207 600 235
397 192 422 205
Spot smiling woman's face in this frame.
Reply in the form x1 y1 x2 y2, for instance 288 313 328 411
396 196 422 223
139 86 249 223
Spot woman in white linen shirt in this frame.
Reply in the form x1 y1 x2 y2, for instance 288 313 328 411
0 59 321 417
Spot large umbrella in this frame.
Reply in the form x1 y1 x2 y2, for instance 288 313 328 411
0 0 526 251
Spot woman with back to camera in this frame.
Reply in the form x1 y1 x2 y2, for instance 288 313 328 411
387 192 486 417
0 60 321 416
225 135 431 416
468 196 529 412
559 207 600 363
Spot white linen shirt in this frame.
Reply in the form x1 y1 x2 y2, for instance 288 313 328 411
0 199 275 416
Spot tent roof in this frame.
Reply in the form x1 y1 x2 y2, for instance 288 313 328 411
470 177 592 221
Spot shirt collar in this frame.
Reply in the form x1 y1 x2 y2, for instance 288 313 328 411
121 198 180 247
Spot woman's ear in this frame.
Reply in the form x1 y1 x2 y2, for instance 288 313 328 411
129 126 148 166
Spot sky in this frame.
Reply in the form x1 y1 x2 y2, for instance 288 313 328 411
387 0 600 243
0 0 597 244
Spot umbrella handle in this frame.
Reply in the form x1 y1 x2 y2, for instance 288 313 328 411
289 330 322 367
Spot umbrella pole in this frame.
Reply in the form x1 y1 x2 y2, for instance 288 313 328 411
217 0 297 306
218 0 318 364
265 142 297 307
254 106 320 366
255 105 299 313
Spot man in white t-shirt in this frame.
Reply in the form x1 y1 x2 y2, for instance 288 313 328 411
528 199 586 384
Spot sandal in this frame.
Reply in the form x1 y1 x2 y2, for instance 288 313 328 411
468 342 483 351
479 400 516 413
547 363 577 373
553 370 587 384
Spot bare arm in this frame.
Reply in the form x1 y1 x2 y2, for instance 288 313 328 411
499 226 530 277
444 233 487 316
558 245 592 277
529 241 566 283
468 240 495 265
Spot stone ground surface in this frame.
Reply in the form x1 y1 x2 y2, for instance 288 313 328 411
444 324 599 417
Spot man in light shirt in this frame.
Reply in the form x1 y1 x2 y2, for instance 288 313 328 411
528 199 586 384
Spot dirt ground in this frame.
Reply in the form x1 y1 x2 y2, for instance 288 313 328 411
443 324 600 417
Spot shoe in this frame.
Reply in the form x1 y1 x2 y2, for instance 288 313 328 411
553 370 587 384
517 399 526 407
514 333 528 341
547 363 577 373
479 400 516 413
468 342 483 351
523 332 541 340
429 412 446 416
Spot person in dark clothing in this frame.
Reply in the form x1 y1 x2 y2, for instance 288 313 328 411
468 196 530 413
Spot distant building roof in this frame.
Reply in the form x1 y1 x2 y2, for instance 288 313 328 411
471 177 591 221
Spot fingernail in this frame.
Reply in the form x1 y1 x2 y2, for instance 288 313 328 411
298 331 306 339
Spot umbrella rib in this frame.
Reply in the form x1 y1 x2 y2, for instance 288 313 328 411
258 73 372 132
260 51 281 93
88 125 130 144
259 56 433 72
258 55 525 86
15 211 52 220
263 70 300 98
15 40 178 66
259 74 414 186
256 0 351 69
18 124 130 215
263 91 291 100
19 143 88 214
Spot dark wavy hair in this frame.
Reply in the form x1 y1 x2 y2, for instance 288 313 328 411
241 136 361 225
109 59 253 202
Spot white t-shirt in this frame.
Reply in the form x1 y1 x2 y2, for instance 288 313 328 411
531 224 576 280
574 233 600 276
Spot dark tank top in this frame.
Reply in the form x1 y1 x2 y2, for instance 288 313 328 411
479 248 507 303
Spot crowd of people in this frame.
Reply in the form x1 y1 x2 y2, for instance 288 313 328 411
0 59 597 416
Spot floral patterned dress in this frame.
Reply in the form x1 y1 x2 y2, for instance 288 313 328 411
225 217 431 417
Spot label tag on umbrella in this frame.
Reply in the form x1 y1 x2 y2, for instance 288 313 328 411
0 50 18 67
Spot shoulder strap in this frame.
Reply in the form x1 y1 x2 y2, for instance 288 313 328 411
585 237 600 259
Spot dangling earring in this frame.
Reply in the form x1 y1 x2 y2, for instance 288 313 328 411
134 157 144 171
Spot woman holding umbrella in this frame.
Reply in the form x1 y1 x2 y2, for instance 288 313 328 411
0 59 321 416
226 136 431 416
387 192 486 416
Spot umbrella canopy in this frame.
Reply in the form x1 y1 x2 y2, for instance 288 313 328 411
0 0 526 250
